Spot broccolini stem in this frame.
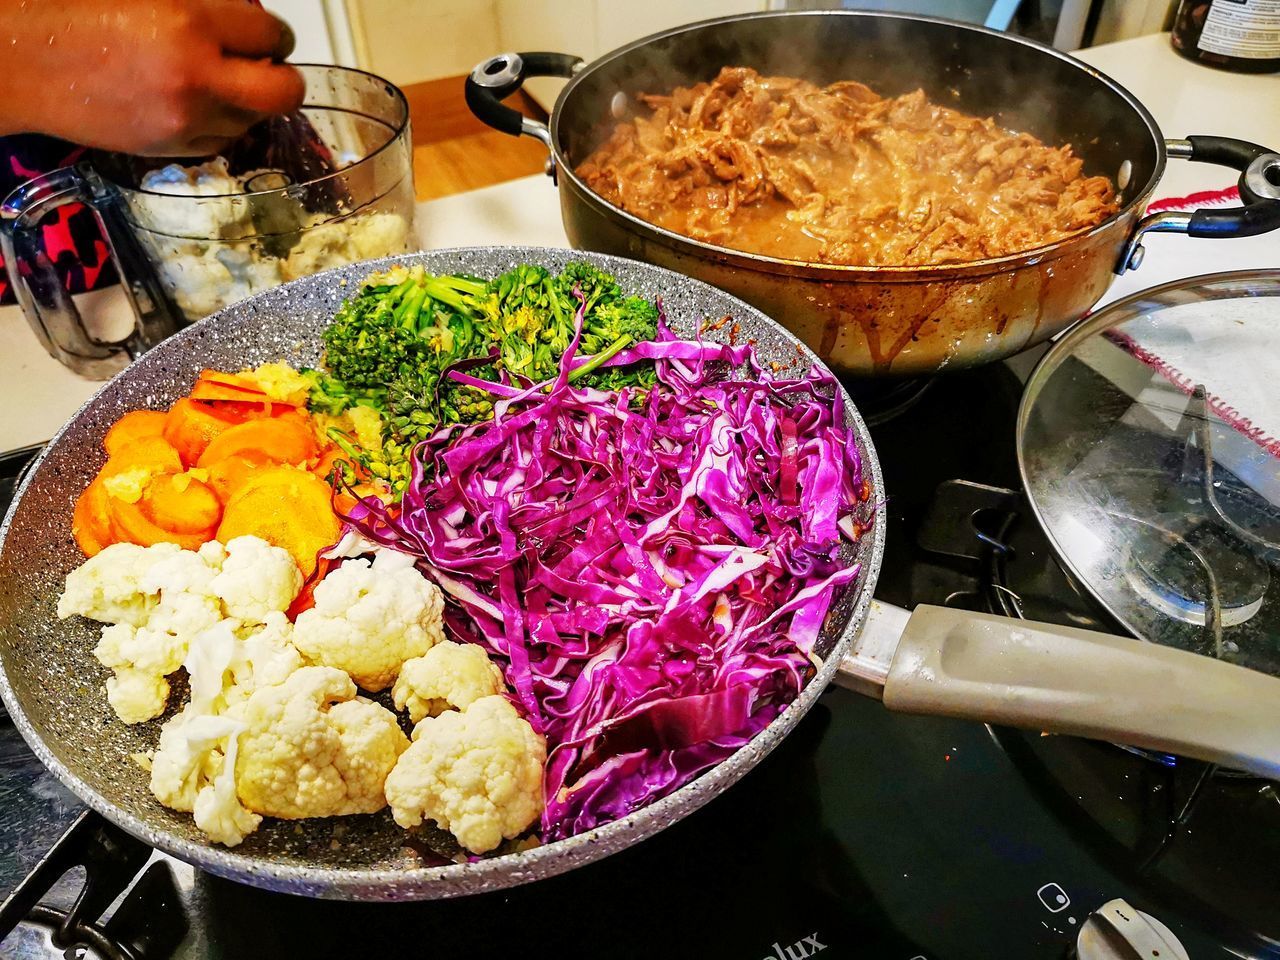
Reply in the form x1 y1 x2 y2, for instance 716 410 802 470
423 275 485 314
566 334 633 385
395 285 429 331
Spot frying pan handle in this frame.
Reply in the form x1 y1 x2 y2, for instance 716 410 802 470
465 52 583 155
878 605 1280 779
1117 136 1280 273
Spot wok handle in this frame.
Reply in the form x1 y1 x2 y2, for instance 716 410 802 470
1118 136 1280 272
465 52 583 148
880 604 1280 779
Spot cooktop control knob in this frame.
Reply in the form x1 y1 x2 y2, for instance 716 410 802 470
1076 899 1190 960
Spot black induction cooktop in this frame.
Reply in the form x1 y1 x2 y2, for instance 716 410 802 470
1 366 1276 960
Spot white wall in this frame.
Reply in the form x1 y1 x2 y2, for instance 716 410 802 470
495 0 770 108
344 0 502 86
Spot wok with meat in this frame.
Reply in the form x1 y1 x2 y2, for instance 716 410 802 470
576 67 1118 267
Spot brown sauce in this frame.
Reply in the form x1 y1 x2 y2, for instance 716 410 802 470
576 67 1119 267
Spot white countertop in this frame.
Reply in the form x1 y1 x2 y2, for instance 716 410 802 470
2 31 1277 452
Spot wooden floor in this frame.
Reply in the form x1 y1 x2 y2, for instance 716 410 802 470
403 74 551 202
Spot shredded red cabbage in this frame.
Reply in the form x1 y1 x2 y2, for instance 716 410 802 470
344 309 868 841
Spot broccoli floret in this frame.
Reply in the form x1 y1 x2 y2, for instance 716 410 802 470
302 368 385 415
581 295 659 355
557 261 622 316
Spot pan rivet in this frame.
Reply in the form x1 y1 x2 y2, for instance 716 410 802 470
1117 160 1132 190
1127 244 1146 271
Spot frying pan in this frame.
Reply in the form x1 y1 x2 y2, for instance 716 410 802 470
0 248 1276 903
464 11 1280 378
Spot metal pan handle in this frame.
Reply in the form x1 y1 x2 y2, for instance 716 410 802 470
1118 136 1280 273
465 52 584 176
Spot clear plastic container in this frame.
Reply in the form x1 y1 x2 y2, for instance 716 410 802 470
0 64 415 377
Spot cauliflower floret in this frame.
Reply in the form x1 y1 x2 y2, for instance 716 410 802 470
209 535 302 623
226 612 304 705
150 711 261 846
137 157 251 239
282 222 349 281
234 666 408 819
383 695 545 854
150 711 242 811
57 542 176 626
150 611 306 846
180 612 304 717
346 212 411 261
392 641 505 723
156 247 237 319
192 726 261 846
214 246 283 295
292 551 445 691
94 622 187 724
63 541 226 723
140 540 224 597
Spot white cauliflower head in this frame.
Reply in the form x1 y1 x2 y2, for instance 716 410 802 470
226 612 304 705
234 666 409 819
346 211 411 261
91 583 222 726
210 535 303 623
392 641 505 724
136 157 251 239
384 695 545 854
149 711 261 846
291 551 445 691
57 542 178 626
93 621 185 724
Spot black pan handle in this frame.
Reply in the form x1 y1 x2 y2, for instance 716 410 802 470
1180 136 1280 237
465 52 583 145
1118 136 1280 273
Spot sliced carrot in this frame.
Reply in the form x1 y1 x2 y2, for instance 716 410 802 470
162 398 244 466
109 496 213 550
207 453 269 504
139 473 222 535
217 466 340 576
286 555 337 619
189 381 274 405
103 410 168 458
100 436 183 479
196 413 319 469
72 477 113 556
311 446 352 485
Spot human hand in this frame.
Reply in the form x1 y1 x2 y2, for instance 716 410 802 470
0 0 305 156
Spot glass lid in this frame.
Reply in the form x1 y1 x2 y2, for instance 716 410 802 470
1018 271 1280 676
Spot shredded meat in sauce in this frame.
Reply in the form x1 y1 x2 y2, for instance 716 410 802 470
575 67 1119 267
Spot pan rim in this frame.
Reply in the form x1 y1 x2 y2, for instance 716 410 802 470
549 8 1167 281
0 245 886 900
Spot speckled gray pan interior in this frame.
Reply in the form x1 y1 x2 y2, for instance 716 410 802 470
0 247 884 900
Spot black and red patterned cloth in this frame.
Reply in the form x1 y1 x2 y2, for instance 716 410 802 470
0 134 118 304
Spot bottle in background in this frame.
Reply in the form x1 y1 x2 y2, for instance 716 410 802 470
1171 0 1280 74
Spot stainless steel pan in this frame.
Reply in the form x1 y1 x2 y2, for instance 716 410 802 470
465 11 1280 378
0 247 1276 903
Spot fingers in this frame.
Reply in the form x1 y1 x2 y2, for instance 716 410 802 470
209 59 306 117
208 3 294 60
